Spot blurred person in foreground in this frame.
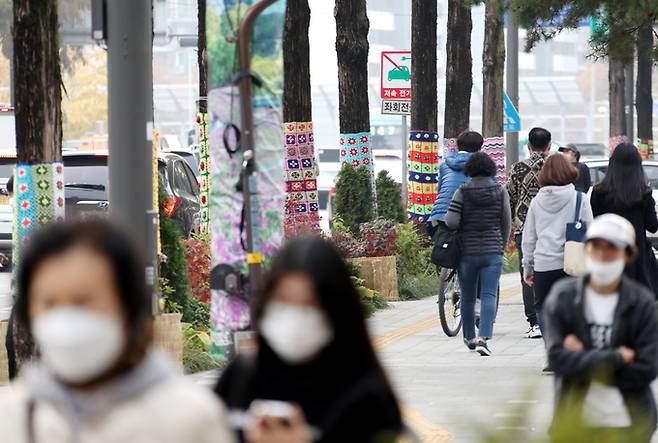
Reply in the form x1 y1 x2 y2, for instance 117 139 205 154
507 127 552 339
215 237 402 443
558 144 591 193
544 214 658 443
0 220 234 443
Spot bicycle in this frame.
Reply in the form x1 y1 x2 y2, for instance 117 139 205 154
437 266 500 337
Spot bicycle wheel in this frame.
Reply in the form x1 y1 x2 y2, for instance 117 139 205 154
437 267 462 337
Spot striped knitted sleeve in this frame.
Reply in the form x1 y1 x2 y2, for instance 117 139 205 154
444 188 464 230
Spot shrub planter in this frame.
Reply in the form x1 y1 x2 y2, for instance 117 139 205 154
351 256 399 301
153 313 183 367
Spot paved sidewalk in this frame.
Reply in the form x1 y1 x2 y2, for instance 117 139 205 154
370 274 553 442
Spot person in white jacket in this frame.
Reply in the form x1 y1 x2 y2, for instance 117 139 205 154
0 220 235 443
523 154 593 336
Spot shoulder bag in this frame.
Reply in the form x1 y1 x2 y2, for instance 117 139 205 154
564 192 588 277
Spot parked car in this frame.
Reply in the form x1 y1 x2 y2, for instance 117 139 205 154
584 158 658 247
0 151 201 271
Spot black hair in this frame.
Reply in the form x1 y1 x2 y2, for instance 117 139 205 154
15 220 152 362
457 130 484 153
464 152 497 178
594 143 649 208
6 174 13 194
255 237 398 395
528 127 552 151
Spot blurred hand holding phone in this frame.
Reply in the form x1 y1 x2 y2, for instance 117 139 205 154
228 400 321 443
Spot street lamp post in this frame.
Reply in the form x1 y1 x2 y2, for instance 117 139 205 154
236 0 277 292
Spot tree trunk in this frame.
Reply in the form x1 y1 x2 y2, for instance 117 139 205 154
283 0 312 122
10 0 64 378
444 0 472 139
13 0 62 163
636 25 653 142
608 57 626 151
482 0 505 138
411 0 437 132
334 0 370 133
197 0 207 113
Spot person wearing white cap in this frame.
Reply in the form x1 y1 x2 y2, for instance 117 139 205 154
542 214 658 442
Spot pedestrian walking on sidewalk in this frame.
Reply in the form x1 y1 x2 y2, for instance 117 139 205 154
0 220 235 443
522 154 593 334
543 214 658 443
590 143 658 298
215 238 402 443
445 152 511 356
427 130 483 239
558 144 591 193
507 128 552 339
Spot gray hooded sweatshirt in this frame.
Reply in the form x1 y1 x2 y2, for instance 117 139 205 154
522 184 593 276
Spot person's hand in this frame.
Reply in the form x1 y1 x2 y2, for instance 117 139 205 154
524 275 534 286
619 346 636 364
563 334 584 352
245 406 311 443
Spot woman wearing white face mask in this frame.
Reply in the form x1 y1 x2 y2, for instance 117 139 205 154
0 220 235 443
215 238 403 443
543 214 658 442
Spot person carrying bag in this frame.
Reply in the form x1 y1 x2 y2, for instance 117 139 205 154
564 192 588 277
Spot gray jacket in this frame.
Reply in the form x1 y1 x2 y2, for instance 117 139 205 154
543 276 658 436
445 177 512 256
522 184 593 276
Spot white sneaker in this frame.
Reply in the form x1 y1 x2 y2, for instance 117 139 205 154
526 325 542 339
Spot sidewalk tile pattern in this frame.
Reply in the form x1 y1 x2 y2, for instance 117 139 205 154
407 131 439 223
13 163 65 297
482 136 507 184
198 113 211 234
284 122 320 237
637 138 654 160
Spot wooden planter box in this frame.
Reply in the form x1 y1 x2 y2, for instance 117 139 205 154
351 256 399 301
153 313 183 368
0 320 7 385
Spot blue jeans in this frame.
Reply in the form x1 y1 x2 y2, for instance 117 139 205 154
458 254 503 341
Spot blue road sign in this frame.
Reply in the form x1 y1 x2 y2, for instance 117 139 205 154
503 92 521 133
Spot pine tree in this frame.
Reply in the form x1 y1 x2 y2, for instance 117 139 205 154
376 170 405 223
334 165 374 235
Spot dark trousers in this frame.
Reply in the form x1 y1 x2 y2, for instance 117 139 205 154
515 234 538 327
534 269 567 332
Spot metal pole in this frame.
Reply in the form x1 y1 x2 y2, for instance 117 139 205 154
625 64 634 141
505 9 519 167
107 0 153 257
401 115 408 204
237 0 276 291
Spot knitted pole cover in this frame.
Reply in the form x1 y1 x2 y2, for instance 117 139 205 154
482 136 507 184
284 122 320 238
443 137 458 155
198 113 211 235
13 163 65 297
407 131 439 223
636 138 654 160
339 131 376 186
152 130 161 254
608 135 627 155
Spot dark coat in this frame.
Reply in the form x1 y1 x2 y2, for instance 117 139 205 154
214 342 402 443
543 276 658 439
590 189 658 294
574 162 592 193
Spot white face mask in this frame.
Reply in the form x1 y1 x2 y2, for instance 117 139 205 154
32 307 125 384
586 257 626 286
260 301 333 365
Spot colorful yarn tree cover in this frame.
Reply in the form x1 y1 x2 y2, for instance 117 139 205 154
608 135 627 155
152 130 161 254
284 121 320 238
636 138 654 160
12 163 65 297
407 131 439 223
339 132 376 188
197 112 210 235
443 137 458 156
482 136 507 184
